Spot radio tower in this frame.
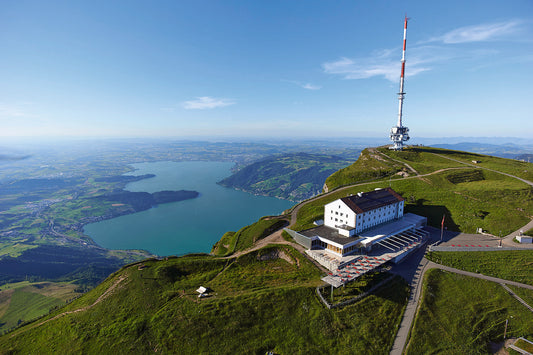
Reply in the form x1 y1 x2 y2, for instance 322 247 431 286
389 16 410 150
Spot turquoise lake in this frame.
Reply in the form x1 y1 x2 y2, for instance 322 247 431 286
84 161 294 256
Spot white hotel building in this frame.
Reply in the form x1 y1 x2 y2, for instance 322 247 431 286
324 188 404 237
286 188 427 264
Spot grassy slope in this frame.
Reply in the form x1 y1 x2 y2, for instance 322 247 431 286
0 282 81 334
3 146 531 352
426 250 533 286
296 147 533 235
325 148 405 189
0 245 408 354
326 146 533 191
507 285 533 310
295 169 532 234
406 269 533 354
211 217 288 256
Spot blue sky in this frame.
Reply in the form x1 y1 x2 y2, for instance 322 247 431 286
1 0 532 139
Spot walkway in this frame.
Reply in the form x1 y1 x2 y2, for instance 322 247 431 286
390 257 533 355
429 152 533 249
501 284 533 313
220 148 533 355
10 274 128 338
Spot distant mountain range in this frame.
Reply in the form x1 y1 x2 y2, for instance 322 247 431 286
430 142 533 160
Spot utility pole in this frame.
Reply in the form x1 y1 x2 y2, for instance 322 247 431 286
504 316 513 339
504 318 509 339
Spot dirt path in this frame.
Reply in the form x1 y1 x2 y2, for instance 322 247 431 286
371 147 419 175
225 150 528 265
287 166 476 230
10 274 128 337
428 152 533 248
221 231 328 272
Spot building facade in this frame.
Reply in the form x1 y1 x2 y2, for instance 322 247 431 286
324 187 404 236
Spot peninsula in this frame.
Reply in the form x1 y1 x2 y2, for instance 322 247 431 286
2 147 530 353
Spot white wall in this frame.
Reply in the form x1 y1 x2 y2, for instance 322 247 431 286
324 200 355 229
325 198 404 234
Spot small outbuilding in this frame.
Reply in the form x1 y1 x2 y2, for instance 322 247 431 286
196 286 208 297
515 235 533 244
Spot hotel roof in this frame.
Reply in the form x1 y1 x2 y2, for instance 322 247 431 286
299 225 361 246
340 187 404 214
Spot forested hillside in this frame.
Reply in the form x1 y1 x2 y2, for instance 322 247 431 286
218 153 353 201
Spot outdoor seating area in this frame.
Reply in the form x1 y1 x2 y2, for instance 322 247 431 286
305 249 361 271
321 227 429 288
322 255 393 287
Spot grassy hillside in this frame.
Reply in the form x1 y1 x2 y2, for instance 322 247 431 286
406 269 533 354
3 145 532 353
324 148 406 190
296 147 533 235
326 146 533 191
426 250 533 286
219 153 352 201
211 216 289 256
0 281 82 334
0 245 409 354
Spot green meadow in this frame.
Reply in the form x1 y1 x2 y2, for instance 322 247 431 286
405 269 533 354
211 217 288 256
1 245 408 354
426 250 533 286
0 282 82 334
294 169 532 235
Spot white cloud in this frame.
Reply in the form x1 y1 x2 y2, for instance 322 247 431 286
323 55 429 82
283 80 322 90
182 96 235 110
301 83 322 90
323 19 527 83
431 20 522 44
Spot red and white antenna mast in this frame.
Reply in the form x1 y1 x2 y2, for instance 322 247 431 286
390 16 410 150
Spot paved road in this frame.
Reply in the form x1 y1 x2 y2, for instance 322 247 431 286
229 149 533 355
390 153 533 355
390 255 533 355
425 262 533 290
287 165 478 230
282 150 533 355
430 152 533 188
389 251 431 355
390 236 533 355
429 152 533 249
389 228 438 355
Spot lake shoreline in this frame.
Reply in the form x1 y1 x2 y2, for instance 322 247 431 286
83 161 294 256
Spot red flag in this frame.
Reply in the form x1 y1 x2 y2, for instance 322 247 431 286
441 214 445 227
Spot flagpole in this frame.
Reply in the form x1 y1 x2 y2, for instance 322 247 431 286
440 215 445 242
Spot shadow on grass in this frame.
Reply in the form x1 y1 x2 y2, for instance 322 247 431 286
409 147 483 157
406 204 460 233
